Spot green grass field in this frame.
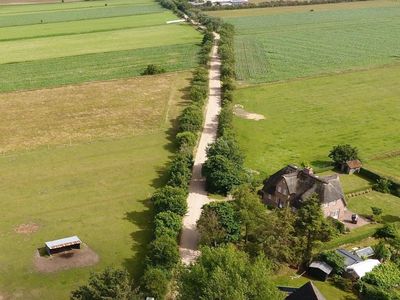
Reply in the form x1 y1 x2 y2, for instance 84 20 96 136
348 191 400 223
232 64 400 177
0 72 191 299
0 0 201 91
209 0 400 83
0 0 200 296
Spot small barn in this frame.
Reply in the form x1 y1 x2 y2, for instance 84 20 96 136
45 236 81 255
308 261 333 281
342 160 362 174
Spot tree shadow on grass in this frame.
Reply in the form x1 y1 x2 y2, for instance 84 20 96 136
382 215 400 223
123 198 154 282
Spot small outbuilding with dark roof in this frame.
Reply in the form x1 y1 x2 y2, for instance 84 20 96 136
308 261 333 281
285 281 326 300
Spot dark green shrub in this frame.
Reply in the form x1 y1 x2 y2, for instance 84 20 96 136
317 250 345 275
328 144 359 167
152 185 187 216
375 224 398 240
373 178 392 194
176 131 197 149
141 267 170 300
141 64 166 75
178 105 203 133
147 235 180 270
189 84 207 103
71 267 137 300
332 274 353 292
154 211 182 239
217 106 233 137
203 154 244 195
374 241 392 261
167 152 193 188
326 216 346 234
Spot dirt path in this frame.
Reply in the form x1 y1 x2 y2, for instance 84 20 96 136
179 33 221 265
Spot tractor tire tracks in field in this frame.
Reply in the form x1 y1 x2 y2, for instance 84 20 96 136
179 32 221 265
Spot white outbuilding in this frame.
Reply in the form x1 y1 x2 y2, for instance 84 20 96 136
345 259 381 279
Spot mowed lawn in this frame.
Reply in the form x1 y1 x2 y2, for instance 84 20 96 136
209 0 400 83
347 192 400 223
232 64 400 177
0 72 191 299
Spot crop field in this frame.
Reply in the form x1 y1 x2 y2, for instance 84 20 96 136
0 72 191 299
232 64 400 177
208 0 400 83
0 0 201 91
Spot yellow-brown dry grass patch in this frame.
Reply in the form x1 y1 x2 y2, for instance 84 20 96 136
0 72 190 153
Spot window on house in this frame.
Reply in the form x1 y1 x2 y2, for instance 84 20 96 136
277 186 282 193
268 194 272 200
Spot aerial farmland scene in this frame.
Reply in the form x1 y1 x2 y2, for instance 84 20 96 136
0 0 399 298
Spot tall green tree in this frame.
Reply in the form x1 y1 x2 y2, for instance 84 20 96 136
71 267 137 300
328 144 359 166
233 185 267 244
295 194 326 264
197 202 240 246
178 245 283 300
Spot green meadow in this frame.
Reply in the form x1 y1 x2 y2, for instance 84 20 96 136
0 0 200 297
0 72 192 299
209 1 400 83
232 64 400 177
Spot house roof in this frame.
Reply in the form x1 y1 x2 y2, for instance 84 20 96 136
346 259 380 278
45 236 81 250
346 160 362 169
309 261 333 275
285 282 326 300
262 165 345 204
355 247 375 258
336 249 362 267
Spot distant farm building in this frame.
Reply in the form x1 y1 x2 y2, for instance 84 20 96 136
45 236 81 255
341 160 362 174
354 246 375 259
260 165 347 219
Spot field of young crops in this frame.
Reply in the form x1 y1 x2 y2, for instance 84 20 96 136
0 0 201 91
232 64 400 177
209 1 400 83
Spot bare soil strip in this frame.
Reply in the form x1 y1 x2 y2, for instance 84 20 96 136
179 33 221 265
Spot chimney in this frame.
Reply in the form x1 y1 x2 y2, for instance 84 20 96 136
303 166 314 175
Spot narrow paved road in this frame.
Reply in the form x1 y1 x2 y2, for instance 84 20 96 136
179 33 221 265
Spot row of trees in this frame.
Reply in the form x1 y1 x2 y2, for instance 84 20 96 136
70 21 216 300
203 23 248 195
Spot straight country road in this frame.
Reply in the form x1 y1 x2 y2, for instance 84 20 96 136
179 32 221 265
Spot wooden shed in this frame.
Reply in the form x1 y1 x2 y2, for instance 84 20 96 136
342 160 362 174
45 236 81 255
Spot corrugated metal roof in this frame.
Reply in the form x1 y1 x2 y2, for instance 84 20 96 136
45 236 81 249
309 261 333 275
346 259 380 278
